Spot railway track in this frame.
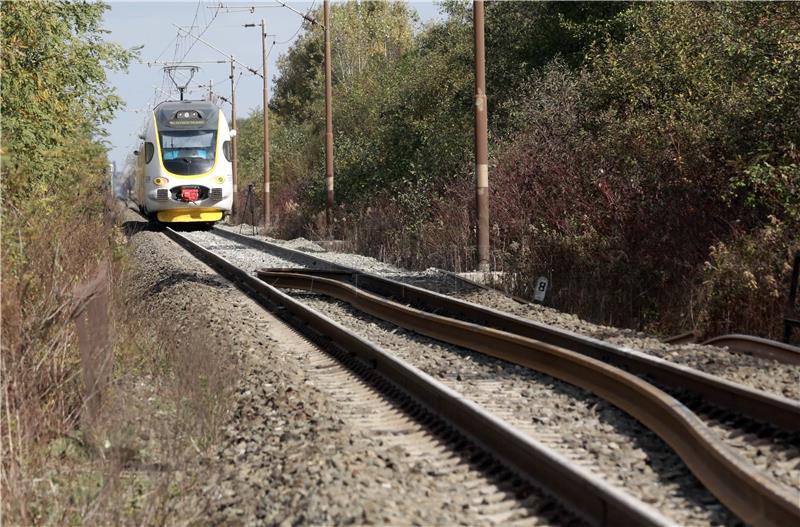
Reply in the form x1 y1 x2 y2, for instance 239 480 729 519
701 334 800 366
210 226 800 433
148 220 800 526
140 219 673 527
259 269 799 526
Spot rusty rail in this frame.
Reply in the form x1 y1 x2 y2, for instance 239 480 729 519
259 270 800 527
211 228 800 432
158 225 674 527
662 330 698 345
702 334 800 366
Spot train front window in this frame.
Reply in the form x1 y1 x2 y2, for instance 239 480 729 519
159 130 217 175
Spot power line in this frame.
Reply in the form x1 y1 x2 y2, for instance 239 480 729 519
217 1 321 35
143 60 229 66
187 0 202 39
274 0 318 44
152 33 180 64
174 24 263 78
179 2 222 63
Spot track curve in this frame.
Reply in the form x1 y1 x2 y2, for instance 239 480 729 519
702 334 800 366
259 270 800 527
159 225 674 527
211 227 800 433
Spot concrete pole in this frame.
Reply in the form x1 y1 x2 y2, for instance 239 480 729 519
324 0 334 230
474 0 490 271
261 18 271 227
230 57 238 219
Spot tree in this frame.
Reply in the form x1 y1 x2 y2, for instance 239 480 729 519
271 0 416 122
587 2 800 227
1 0 134 210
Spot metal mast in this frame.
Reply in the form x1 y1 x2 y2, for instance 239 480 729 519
230 57 238 218
261 18 271 227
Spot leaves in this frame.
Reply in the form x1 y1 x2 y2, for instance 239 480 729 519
1 0 135 208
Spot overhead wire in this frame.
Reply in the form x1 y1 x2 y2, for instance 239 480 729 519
166 1 220 98
273 0 317 45
130 0 303 149
179 2 222 63
187 0 202 36
174 0 203 62
151 32 181 64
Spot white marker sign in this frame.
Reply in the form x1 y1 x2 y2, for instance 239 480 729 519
534 276 549 302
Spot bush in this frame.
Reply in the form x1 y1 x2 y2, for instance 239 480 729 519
695 218 800 339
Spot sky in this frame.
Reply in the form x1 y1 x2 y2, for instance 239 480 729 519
103 1 446 171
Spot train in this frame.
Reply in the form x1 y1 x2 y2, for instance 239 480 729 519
129 99 234 226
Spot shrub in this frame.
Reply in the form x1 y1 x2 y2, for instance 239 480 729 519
695 218 800 338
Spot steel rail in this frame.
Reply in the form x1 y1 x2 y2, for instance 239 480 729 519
267 267 800 433
662 330 698 345
702 334 800 366
259 270 800 527
211 228 800 432
159 227 674 527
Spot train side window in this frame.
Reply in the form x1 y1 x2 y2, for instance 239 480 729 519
144 142 154 164
222 141 231 162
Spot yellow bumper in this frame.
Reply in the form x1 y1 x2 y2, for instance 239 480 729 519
156 208 223 223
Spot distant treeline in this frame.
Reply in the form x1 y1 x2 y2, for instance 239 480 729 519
234 1 800 338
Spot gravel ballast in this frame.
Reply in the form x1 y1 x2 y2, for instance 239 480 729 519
213 226 800 401
193 226 800 524
295 294 739 526
128 218 580 525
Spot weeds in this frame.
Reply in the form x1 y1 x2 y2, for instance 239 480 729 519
1 201 236 525
695 218 800 339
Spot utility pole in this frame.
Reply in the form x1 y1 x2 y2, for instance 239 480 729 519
474 0 490 271
244 20 272 227
324 0 334 229
229 6 326 229
208 79 213 101
261 18 271 227
229 57 238 218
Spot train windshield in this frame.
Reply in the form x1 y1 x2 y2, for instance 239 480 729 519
159 130 217 175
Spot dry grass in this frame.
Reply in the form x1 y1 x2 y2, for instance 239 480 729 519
1 198 236 525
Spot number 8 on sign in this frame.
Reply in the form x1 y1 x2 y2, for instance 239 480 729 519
534 276 549 303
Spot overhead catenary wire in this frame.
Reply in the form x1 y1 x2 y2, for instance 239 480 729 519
274 0 318 43
178 2 222 63
151 33 181 64
173 24 263 79
217 1 320 36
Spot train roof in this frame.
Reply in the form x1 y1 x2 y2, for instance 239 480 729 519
154 100 220 132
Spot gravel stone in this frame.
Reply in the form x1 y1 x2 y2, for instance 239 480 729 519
200 227 800 524
127 217 580 526
216 225 800 403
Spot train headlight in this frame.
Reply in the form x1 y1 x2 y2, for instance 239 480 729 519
215 176 225 184
153 177 169 186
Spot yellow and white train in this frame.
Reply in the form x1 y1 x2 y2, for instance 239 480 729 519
130 100 234 226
